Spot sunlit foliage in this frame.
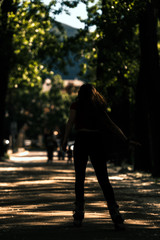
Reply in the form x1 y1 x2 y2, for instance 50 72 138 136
74 0 148 103
3 0 75 138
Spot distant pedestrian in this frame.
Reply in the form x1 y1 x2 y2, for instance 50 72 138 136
58 147 65 161
67 145 73 164
44 128 57 163
62 83 138 229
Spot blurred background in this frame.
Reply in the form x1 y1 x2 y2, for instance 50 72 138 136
0 0 160 177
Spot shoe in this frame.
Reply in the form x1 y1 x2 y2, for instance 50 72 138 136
73 217 83 227
47 159 52 164
114 222 126 231
73 201 84 227
108 203 125 230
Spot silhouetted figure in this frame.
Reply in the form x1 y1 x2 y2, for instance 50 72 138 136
44 128 57 163
58 147 65 161
62 83 132 229
67 145 73 164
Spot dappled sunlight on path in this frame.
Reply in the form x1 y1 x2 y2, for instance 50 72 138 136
0 150 160 239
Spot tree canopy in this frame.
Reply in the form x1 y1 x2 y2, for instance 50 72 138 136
1 0 160 176
0 0 77 152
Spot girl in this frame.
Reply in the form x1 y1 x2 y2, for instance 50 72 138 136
62 83 129 230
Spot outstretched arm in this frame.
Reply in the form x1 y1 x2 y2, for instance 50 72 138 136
62 109 76 151
103 111 141 146
103 111 128 142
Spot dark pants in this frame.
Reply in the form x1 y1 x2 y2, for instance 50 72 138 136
46 146 53 161
74 131 116 205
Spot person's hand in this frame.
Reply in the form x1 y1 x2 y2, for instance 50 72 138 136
62 140 67 152
129 140 141 147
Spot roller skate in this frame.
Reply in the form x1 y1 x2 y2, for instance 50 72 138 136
108 203 125 230
73 201 84 227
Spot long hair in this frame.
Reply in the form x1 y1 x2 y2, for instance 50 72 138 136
77 83 107 111
75 84 107 129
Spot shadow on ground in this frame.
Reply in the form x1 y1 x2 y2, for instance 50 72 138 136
0 151 160 240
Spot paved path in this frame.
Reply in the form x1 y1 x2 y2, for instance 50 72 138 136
0 150 160 240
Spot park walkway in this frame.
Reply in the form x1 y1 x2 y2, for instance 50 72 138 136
0 150 160 240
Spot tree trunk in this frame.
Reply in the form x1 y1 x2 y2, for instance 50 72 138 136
0 0 13 159
135 2 160 176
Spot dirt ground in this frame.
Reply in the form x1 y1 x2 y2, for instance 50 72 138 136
0 150 160 240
